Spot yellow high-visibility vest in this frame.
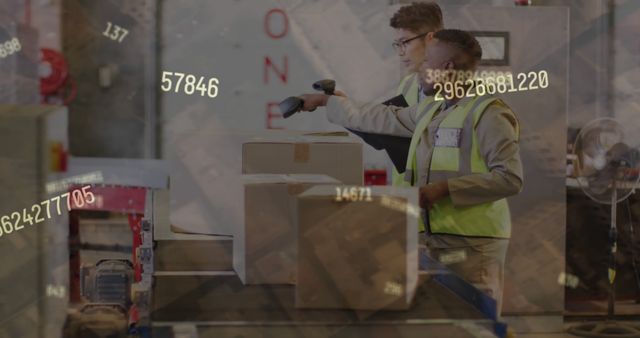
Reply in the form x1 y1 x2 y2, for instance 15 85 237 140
392 74 432 232
392 74 420 187
396 73 420 106
405 96 518 238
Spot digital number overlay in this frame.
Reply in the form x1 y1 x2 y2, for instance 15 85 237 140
557 272 580 289
380 196 421 217
425 69 550 101
438 249 468 265
160 71 219 98
103 22 129 43
383 281 403 296
334 186 373 202
0 38 21 58
46 284 66 299
0 185 95 238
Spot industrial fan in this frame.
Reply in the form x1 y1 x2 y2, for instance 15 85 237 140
569 118 640 337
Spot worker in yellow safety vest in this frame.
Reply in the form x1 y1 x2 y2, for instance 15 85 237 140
389 2 442 190
296 29 523 313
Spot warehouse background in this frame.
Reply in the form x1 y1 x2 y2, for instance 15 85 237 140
1 0 640 336
6 0 638 156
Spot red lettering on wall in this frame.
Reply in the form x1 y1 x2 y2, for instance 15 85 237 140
266 102 283 129
264 8 289 130
264 56 288 84
264 8 289 39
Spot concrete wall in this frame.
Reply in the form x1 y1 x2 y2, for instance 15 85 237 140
159 0 398 171
538 0 613 129
0 2 39 105
611 0 640 147
62 0 157 158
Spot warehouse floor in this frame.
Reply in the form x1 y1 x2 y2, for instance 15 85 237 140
514 318 640 338
518 332 578 338
518 321 640 338
504 307 640 338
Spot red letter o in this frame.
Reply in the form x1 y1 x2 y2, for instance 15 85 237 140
264 9 288 39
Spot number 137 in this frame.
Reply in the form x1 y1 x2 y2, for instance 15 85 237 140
103 22 128 43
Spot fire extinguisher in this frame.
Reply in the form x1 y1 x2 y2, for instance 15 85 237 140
40 48 77 105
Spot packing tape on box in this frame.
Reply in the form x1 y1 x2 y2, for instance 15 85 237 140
293 143 310 163
287 183 305 195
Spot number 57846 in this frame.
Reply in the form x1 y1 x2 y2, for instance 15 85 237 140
160 71 219 98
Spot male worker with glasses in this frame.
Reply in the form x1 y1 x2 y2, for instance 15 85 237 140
388 2 444 190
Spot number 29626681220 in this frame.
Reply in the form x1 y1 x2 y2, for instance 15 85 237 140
429 69 549 101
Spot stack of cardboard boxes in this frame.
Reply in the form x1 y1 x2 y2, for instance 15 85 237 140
241 133 421 311
236 174 340 285
235 132 364 287
164 130 420 312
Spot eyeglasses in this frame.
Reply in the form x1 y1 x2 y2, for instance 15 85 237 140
392 32 429 54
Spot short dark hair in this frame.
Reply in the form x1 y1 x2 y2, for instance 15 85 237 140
390 2 444 34
433 29 483 69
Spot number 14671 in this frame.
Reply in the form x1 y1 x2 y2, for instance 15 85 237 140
335 186 373 202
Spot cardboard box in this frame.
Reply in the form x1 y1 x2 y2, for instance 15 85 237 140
235 174 340 285
243 135 363 185
295 185 419 310
168 130 362 236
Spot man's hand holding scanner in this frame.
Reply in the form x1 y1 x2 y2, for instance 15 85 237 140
297 90 345 110
298 93 330 111
419 180 449 210
278 79 346 117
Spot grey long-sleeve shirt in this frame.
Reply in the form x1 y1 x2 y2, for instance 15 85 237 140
325 96 523 208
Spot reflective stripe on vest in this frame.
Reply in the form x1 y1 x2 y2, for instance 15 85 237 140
392 75 415 190
408 95 517 238
396 74 419 105
404 99 446 185
394 74 430 232
393 74 431 190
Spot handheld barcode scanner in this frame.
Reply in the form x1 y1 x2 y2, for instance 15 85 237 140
279 96 305 118
312 79 335 95
279 79 336 118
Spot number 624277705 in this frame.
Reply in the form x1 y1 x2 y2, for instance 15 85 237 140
0 185 95 238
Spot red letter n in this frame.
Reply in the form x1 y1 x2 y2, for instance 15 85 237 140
264 56 288 85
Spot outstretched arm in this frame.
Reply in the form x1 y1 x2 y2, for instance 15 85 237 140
317 95 419 138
